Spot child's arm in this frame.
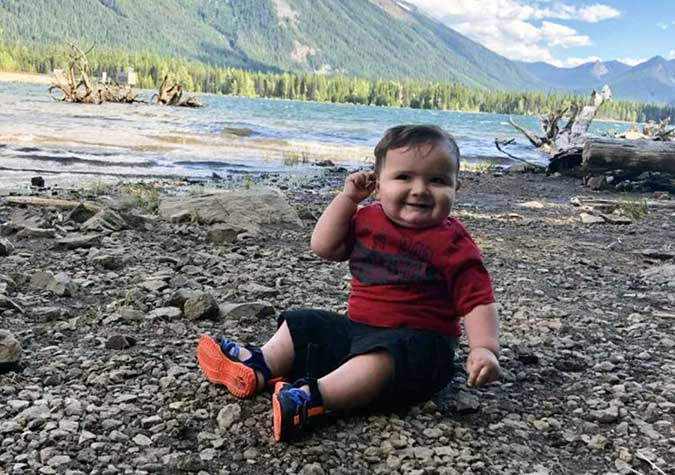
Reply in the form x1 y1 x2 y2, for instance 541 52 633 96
311 171 376 261
463 302 500 387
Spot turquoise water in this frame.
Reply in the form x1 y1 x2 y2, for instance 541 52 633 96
0 81 629 189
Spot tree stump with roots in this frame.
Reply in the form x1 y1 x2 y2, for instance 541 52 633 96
48 42 141 104
151 75 202 108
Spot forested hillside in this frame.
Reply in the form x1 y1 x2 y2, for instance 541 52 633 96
0 0 538 90
2 39 673 123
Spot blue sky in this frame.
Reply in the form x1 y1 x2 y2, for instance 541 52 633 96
406 0 675 67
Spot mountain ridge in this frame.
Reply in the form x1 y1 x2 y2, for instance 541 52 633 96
518 57 675 104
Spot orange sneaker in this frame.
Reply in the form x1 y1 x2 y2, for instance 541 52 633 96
272 378 326 442
196 335 271 398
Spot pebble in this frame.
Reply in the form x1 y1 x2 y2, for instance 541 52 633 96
217 404 242 432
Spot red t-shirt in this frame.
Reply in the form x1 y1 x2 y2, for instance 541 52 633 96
347 204 495 337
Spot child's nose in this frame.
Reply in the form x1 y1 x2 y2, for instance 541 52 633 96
410 179 428 195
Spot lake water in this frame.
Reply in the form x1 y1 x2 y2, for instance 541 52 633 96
0 81 627 191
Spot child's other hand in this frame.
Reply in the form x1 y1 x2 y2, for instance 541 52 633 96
466 347 500 387
343 172 376 204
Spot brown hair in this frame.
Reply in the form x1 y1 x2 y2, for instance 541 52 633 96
373 124 460 175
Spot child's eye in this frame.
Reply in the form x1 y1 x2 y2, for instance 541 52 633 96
394 174 410 180
430 177 449 185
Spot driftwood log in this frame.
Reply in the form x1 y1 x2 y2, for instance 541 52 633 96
505 86 675 193
582 138 675 174
3 196 101 213
49 42 141 104
615 117 675 142
508 86 611 159
580 138 675 192
502 86 613 174
572 196 675 210
152 75 202 108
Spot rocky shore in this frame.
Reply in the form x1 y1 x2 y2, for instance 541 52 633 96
1 167 674 475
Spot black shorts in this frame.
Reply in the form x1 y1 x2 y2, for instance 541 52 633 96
279 308 456 407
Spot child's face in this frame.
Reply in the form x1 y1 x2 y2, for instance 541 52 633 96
376 142 460 229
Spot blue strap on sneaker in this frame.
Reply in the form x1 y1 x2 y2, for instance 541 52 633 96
292 377 324 407
218 338 240 359
285 388 311 406
216 337 272 383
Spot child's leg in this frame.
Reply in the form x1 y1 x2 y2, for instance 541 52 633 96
315 351 394 410
272 351 394 441
237 321 295 388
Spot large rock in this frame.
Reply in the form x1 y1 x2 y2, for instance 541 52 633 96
89 253 125 270
30 271 77 296
183 292 220 320
47 272 78 297
206 224 244 244
81 209 128 232
0 330 21 370
9 208 48 229
641 263 675 286
65 203 97 224
15 227 56 239
0 238 14 256
53 234 101 250
158 189 302 233
30 271 56 290
219 302 275 319
432 384 480 414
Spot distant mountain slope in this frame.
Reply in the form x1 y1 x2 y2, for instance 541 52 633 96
518 60 630 90
520 58 675 104
0 0 540 90
609 56 675 105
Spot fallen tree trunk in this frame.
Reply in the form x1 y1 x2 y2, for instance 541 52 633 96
572 196 675 210
3 196 101 212
582 138 675 174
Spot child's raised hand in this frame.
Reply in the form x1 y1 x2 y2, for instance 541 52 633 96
343 172 376 204
466 347 500 387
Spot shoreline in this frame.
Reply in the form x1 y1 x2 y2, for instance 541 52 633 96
0 70 52 85
0 70 648 126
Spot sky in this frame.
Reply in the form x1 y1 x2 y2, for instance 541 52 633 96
405 0 675 68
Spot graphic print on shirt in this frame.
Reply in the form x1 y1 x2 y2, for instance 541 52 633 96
349 234 442 285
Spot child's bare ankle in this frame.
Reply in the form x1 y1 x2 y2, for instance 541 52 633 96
238 347 252 361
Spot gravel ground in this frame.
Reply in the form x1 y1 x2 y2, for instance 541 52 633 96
1 168 674 475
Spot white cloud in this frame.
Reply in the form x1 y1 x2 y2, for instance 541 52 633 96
667 50 675 60
406 0 620 63
657 22 669 30
617 57 647 66
540 21 591 47
578 4 621 23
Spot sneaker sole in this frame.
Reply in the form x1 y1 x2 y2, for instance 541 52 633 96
196 335 257 398
272 381 288 442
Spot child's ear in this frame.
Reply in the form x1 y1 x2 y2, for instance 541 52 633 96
455 179 462 192
374 178 380 200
